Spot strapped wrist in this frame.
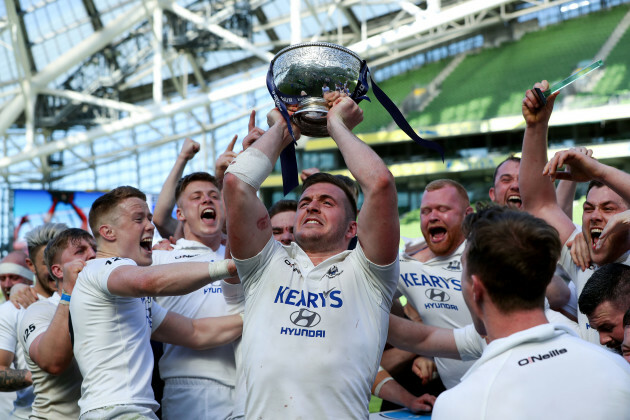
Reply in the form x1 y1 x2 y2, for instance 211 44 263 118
59 292 71 306
224 147 273 191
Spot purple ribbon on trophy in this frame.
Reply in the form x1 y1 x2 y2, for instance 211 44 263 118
266 42 444 195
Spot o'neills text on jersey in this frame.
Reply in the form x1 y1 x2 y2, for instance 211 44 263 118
518 348 567 366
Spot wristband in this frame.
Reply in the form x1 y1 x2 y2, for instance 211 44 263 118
224 147 273 191
208 259 232 280
59 292 71 306
373 376 394 398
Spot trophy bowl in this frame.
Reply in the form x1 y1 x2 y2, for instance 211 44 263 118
270 42 363 137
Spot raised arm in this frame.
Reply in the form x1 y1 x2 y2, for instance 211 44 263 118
387 314 460 359
520 81 575 244
153 138 200 238
107 259 236 297
223 110 296 259
215 111 265 190
327 98 399 265
544 148 630 205
28 260 84 375
151 311 242 350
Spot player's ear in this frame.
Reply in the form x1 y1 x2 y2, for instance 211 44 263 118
346 220 358 239
25 258 36 274
176 207 186 222
488 187 496 202
471 274 485 303
99 224 115 242
50 264 63 280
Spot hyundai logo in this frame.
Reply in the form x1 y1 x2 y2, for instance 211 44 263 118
425 288 450 302
290 309 322 328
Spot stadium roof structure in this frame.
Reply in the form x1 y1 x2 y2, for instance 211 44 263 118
0 0 611 189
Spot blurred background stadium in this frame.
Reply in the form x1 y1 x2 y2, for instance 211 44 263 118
1 0 629 253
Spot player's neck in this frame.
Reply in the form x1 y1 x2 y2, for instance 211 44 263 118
413 240 463 263
483 307 549 343
183 225 222 252
412 247 433 262
305 247 348 266
96 248 120 260
33 282 51 298
183 232 222 252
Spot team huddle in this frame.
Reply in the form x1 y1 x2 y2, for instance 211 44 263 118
1 84 630 420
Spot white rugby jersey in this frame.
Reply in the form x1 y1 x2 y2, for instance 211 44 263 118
437 324 630 419
19 293 81 419
153 239 236 386
235 238 398 419
0 298 39 418
70 257 167 416
398 241 475 389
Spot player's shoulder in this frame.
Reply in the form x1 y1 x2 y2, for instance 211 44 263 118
84 257 135 271
19 299 55 331
0 300 20 317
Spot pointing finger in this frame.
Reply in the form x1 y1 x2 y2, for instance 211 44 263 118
226 135 238 152
248 110 256 132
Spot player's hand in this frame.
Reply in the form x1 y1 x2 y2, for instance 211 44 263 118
522 80 558 127
327 97 363 131
62 259 87 295
543 147 601 182
179 138 200 161
153 238 175 251
226 260 238 277
323 90 341 108
9 283 38 309
568 232 591 271
215 135 239 183
406 393 436 413
411 356 437 386
242 110 265 150
267 108 300 147
300 167 320 182
596 209 630 250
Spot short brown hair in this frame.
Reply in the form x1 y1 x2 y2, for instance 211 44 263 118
579 263 630 317
268 200 298 219
44 228 96 283
425 179 470 207
492 155 521 186
175 172 220 203
463 206 561 313
301 172 357 221
88 186 146 240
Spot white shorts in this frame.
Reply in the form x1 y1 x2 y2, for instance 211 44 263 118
162 377 234 420
80 404 158 420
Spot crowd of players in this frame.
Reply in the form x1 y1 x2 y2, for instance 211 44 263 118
0 81 629 420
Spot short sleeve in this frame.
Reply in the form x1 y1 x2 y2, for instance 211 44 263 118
453 324 486 361
97 258 137 296
233 237 279 292
18 302 55 356
0 303 19 353
350 243 399 310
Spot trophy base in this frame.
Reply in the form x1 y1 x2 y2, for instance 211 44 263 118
292 98 329 137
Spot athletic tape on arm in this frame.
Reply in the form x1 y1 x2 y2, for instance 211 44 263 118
224 147 274 191
208 259 233 281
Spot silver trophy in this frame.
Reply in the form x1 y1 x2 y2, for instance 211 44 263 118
269 42 363 137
